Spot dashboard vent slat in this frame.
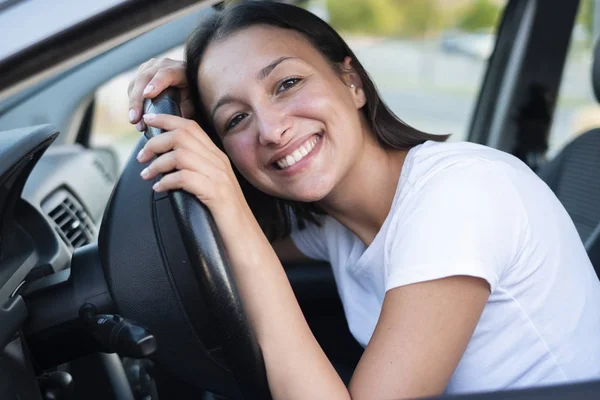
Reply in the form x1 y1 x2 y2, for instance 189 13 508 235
43 189 96 250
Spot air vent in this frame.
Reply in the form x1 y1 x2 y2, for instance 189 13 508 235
42 189 96 250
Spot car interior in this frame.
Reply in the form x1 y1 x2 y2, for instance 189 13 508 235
0 0 599 399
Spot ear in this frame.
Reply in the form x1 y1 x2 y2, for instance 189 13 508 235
341 56 366 109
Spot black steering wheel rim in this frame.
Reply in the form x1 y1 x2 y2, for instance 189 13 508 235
98 89 270 399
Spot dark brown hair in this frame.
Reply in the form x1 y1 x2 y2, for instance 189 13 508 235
185 1 448 241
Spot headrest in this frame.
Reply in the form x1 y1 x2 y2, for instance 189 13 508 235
594 39 600 102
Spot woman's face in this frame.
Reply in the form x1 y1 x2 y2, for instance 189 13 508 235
197 25 367 202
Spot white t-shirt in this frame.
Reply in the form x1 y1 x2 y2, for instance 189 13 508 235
290 140 600 395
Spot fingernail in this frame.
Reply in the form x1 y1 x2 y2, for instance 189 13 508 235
136 121 144 131
143 113 156 122
152 181 160 191
129 109 136 123
140 168 149 178
143 84 154 95
137 149 144 161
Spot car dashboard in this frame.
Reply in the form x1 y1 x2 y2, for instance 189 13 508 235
0 124 116 400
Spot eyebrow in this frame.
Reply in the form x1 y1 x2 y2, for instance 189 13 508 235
210 56 298 119
257 56 297 80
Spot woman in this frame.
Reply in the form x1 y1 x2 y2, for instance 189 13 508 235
127 2 600 398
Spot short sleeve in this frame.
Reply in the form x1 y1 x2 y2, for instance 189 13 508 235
385 162 528 293
290 215 329 261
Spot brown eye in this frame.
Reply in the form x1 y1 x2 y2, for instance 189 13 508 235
277 77 302 94
225 113 247 132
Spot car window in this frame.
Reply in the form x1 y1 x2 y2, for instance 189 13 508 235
547 0 599 159
91 0 507 170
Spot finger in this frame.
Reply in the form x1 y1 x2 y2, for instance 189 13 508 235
127 59 155 97
142 66 187 99
128 71 156 126
152 170 215 203
138 129 196 163
143 114 218 151
137 129 216 165
140 148 200 180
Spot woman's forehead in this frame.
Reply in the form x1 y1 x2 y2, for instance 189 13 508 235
197 25 326 102
199 26 322 80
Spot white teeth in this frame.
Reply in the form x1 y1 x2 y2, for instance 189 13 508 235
292 150 303 162
275 135 320 169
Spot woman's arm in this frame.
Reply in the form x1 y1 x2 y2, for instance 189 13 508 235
350 276 489 399
220 203 490 399
139 113 491 400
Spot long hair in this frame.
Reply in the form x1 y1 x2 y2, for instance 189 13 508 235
185 1 449 241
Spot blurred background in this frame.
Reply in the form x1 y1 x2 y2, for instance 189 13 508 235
91 0 600 168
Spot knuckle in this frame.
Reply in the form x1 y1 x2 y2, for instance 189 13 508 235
159 66 176 76
215 153 231 169
175 170 189 185
141 70 156 82
186 119 200 131
218 153 230 165
171 129 187 147
171 148 187 167
157 57 173 67
138 58 155 72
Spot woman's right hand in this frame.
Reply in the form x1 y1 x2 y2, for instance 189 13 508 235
127 58 193 131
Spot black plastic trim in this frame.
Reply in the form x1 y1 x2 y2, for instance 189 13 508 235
0 296 27 349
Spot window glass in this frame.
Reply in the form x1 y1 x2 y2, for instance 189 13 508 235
323 0 505 141
91 0 507 169
548 0 599 159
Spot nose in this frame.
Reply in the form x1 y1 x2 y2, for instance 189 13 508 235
256 103 291 146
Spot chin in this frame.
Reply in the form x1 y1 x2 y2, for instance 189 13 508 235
278 182 333 203
255 172 336 203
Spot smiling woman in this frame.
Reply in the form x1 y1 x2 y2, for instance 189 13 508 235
185 16 447 241
126 1 600 399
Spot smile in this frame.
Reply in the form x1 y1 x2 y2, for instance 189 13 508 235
275 136 321 169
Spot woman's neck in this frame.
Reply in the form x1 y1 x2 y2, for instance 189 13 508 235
317 129 409 247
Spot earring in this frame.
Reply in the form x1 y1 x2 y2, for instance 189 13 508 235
350 84 356 88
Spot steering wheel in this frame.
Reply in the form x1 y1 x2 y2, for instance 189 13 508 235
98 89 271 399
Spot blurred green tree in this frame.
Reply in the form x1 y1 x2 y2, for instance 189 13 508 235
577 0 594 37
326 0 440 37
456 0 501 32
393 0 440 37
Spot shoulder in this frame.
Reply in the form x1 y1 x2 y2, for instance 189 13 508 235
397 141 537 222
383 142 534 289
404 140 535 193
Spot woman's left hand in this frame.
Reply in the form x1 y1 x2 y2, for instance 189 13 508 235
137 113 244 218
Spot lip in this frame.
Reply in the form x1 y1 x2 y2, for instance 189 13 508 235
271 134 323 176
267 132 323 166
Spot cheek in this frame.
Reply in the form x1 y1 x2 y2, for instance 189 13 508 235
292 81 351 125
223 135 258 175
